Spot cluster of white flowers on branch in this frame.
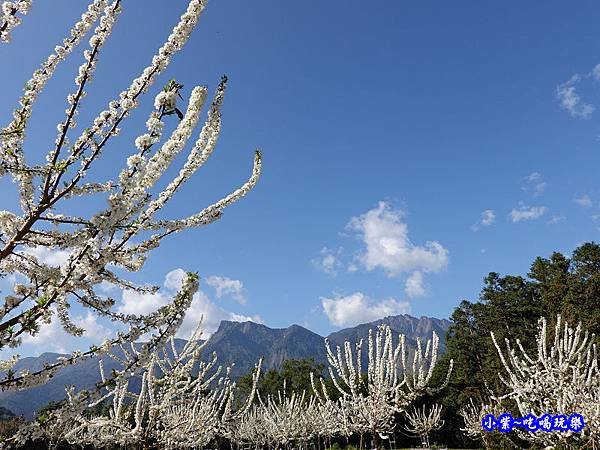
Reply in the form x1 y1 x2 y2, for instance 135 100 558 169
232 386 347 450
0 1 31 43
239 388 317 447
1 272 200 394
0 0 262 394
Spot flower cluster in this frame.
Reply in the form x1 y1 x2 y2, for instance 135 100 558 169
154 90 178 111
489 315 600 448
1 0 107 209
1 273 198 396
0 0 32 43
6 306 263 449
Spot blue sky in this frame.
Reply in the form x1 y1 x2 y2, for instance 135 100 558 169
2 1 600 356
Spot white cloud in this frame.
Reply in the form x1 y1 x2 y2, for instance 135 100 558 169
524 172 541 183
76 311 113 341
0 273 18 295
522 172 547 197
405 271 426 298
205 275 246 304
547 215 566 225
533 182 547 197
164 268 187 291
574 194 593 208
21 316 70 354
174 290 261 339
347 202 449 277
480 210 496 226
118 288 170 317
509 204 548 223
23 246 71 267
592 64 600 81
321 292 410 327
97 280 118 295
472 209 496 231
312 247 342 277
22 310 112 355
117 269 259 339
13 269 260 355
556 74 595 119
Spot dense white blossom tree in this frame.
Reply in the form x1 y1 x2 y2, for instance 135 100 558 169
232 324 455 450
256 387 314 448
312 324 453 449
0 0 262 396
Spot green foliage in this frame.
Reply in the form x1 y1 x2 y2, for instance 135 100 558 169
186 271 199 282
35 400 66 424
163 79 184 94
35 296 50 307
161 78 185 119
51 160 68 172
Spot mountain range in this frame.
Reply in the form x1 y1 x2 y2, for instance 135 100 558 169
0 314 451 420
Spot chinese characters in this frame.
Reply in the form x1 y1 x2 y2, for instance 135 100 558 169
482 413 585 433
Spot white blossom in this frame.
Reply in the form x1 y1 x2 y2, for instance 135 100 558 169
489 315 600 449
311 324 453 447
0 0 32 43
404 403 444 448
0 0 263 404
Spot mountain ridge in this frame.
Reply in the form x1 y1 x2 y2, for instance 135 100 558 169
0 314 451 420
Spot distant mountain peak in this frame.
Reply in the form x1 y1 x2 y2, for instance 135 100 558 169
0 313 450 420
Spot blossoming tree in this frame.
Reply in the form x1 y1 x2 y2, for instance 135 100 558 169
458 396 504 449
403 403 444 448
14 321 262 449
312 324 453 449
460 315 600 450
490 315 600 449
0 0 262 395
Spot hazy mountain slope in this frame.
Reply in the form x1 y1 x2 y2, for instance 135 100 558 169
202 321 328 378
